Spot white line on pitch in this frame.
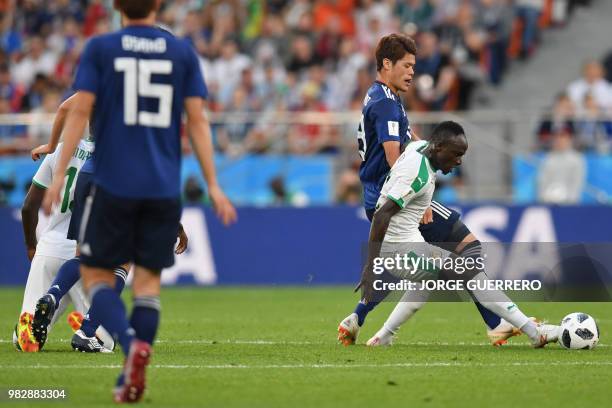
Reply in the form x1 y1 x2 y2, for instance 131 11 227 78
1 338 610 347
2 361 612 370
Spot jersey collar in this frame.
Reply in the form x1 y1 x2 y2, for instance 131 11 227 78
374 81 400 100
416 142 435 173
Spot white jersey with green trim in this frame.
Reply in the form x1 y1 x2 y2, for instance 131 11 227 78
375 140 436 243
32 140 94 259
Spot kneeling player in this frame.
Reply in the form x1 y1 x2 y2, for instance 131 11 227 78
359 122 560 347
13 137 96 352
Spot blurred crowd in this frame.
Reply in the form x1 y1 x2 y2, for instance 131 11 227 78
535 54 612 204
0 0 600 206
0 0 593 157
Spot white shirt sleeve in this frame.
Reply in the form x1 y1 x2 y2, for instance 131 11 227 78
32 150 58 189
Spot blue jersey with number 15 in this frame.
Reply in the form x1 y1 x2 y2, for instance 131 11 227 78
73 25 207 199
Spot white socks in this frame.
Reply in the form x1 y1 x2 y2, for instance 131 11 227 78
383 285 430 334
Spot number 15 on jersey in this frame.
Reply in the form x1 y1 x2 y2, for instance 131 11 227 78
114 58 173 128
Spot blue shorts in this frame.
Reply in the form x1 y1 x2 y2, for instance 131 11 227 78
67 171 94 241
366 201 464 247
79 184 182 271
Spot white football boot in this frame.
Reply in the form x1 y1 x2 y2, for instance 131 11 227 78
366 327 394 347
338 313 360 346
531 323 561 348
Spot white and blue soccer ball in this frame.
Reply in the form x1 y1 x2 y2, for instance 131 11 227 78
559 313 599 350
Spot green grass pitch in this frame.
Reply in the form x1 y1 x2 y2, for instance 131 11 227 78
1 287 611 408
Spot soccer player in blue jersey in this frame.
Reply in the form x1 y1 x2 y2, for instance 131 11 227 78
338 33 524 347
29 93 188 354
42 0 236 402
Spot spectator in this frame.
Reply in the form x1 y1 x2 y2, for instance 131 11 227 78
395 0 435 32
212 38 252 106
20 73 48 112
0 63 23 111
515 0 544 59
537 93 576 150
336 168 361 204
268 176 308 206
410 31 457 110
537 131 586 204
575 92 612 152
567 60 612 113
286 35 316 74
27 87 61 148
183 175 209 205
10 36 57 88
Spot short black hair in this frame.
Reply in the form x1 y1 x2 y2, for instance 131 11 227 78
114 0 157 19
375 34 417 71
429 121 466 145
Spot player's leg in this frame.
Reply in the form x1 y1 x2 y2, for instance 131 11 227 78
15 255 64 351
73 264 129 352
79 184 137 357
340 204 505 345
33 170 94 348
32 257 80 345
113 195 180 403
461 272 560 348
439 239 559 347
339 208 392 345
455 234 527 345
367 283 431 346
423 203 518 343
29 255 69 350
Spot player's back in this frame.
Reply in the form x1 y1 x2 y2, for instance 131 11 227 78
73 25 207 199
358 81 410 210
35 140 94 259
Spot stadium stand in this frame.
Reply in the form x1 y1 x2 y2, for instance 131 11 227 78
0 0 605 206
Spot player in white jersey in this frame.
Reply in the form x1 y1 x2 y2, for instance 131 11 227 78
376 139 436 244
13 139 97 352
358 122 561 348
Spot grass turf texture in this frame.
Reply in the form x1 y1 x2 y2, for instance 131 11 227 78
1 287 611 408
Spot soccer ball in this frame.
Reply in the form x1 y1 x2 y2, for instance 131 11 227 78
558 313 599 350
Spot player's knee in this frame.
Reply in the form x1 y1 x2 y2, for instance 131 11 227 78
81 266 115 292
453 240 484 281
132 266 161 297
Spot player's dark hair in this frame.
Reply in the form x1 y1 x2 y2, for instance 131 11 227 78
114 0 157 19
429 121 466 145
375 34 417 71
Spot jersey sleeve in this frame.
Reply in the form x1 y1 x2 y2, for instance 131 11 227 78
73 38 100 94
385 155 430 208
183 42 208 99
32 150 57 190
371 98 402 144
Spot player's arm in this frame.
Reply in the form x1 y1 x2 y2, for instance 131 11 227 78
21 183 46 261
184 97 237 225
42 91 95 215
382 141 400 167
357 200 402 301
31 94 76 161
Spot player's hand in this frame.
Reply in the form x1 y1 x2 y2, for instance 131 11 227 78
31 144 55 161
420 206 433 224
355 262 375 303
209 185 237 226
175 224 188 255
27 247 36 261
42 178 63 216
